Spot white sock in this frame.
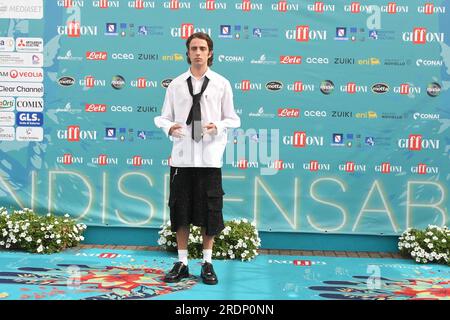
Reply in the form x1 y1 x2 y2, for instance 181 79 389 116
178 249 188 266
203 249 213 264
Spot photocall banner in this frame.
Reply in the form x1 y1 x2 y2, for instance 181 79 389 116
0 0 448 235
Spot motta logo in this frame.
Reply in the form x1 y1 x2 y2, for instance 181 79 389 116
278 108 299 118
280 55 302 64
371 83 389 94
85 104 107 112
285 25 327 41
200 0 226 10
306 2 336 12
58 76 75 87
236 0 263 11
129 0 156 9
92 0 120 8
397 134 440 150
265 81 283 91
272 0 299 12
164 0 191 10
402 28 445 44
418 3 446 14
86 51 107 60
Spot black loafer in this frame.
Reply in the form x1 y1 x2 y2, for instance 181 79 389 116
201 262 218 285
164 261 189 283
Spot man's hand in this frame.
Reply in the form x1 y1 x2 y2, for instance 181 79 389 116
169 124 185 138
203 123 217 135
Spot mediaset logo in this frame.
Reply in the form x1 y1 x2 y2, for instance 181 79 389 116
128 0 156 9
427 82 441 97
286 25 327 41
320 80 334 94
271 0 300 12
111 75 125 89
199 0 227 10
57 21 98 37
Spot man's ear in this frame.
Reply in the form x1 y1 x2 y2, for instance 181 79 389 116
209 50 213 58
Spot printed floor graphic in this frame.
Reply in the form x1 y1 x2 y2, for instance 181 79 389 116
0 249 448 300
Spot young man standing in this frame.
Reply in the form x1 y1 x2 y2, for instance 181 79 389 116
154 32 240 285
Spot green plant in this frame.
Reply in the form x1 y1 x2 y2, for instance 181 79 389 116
0 207 87 254
158 218 261 261
398 225 449 265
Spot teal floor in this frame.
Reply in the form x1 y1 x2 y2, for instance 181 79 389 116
0 249 448 300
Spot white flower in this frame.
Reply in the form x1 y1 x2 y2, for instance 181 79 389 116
25 237 32 242
40 227 45 231
46 213 51 217
37 239 42 243
242 218 248 223
0 241 4 246
56 239 61 244
424 238 430 243
219 235 224 240
79 236 84 241
442 239 447 243
167 241 172 246
64 214 70 218
37 245 43 253
427 243 434 249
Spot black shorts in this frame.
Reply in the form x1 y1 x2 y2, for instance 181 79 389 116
168 166 225 236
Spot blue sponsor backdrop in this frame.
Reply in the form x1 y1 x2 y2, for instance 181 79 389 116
0 0 448 235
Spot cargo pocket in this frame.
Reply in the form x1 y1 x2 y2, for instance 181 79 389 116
206 189 225 211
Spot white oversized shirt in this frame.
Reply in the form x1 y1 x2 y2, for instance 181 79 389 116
154 68 241 168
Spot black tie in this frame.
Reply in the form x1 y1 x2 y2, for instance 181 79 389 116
186 76 209 142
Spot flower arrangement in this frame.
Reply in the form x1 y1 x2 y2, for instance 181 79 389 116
398 225 449 265
158 218 261 261
0 207 87 254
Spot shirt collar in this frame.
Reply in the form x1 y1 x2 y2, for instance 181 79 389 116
187 67 212 81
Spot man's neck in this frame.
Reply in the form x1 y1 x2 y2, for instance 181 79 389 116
190 65 208 80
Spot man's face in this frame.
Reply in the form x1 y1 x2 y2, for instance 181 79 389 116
188 38 212 67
